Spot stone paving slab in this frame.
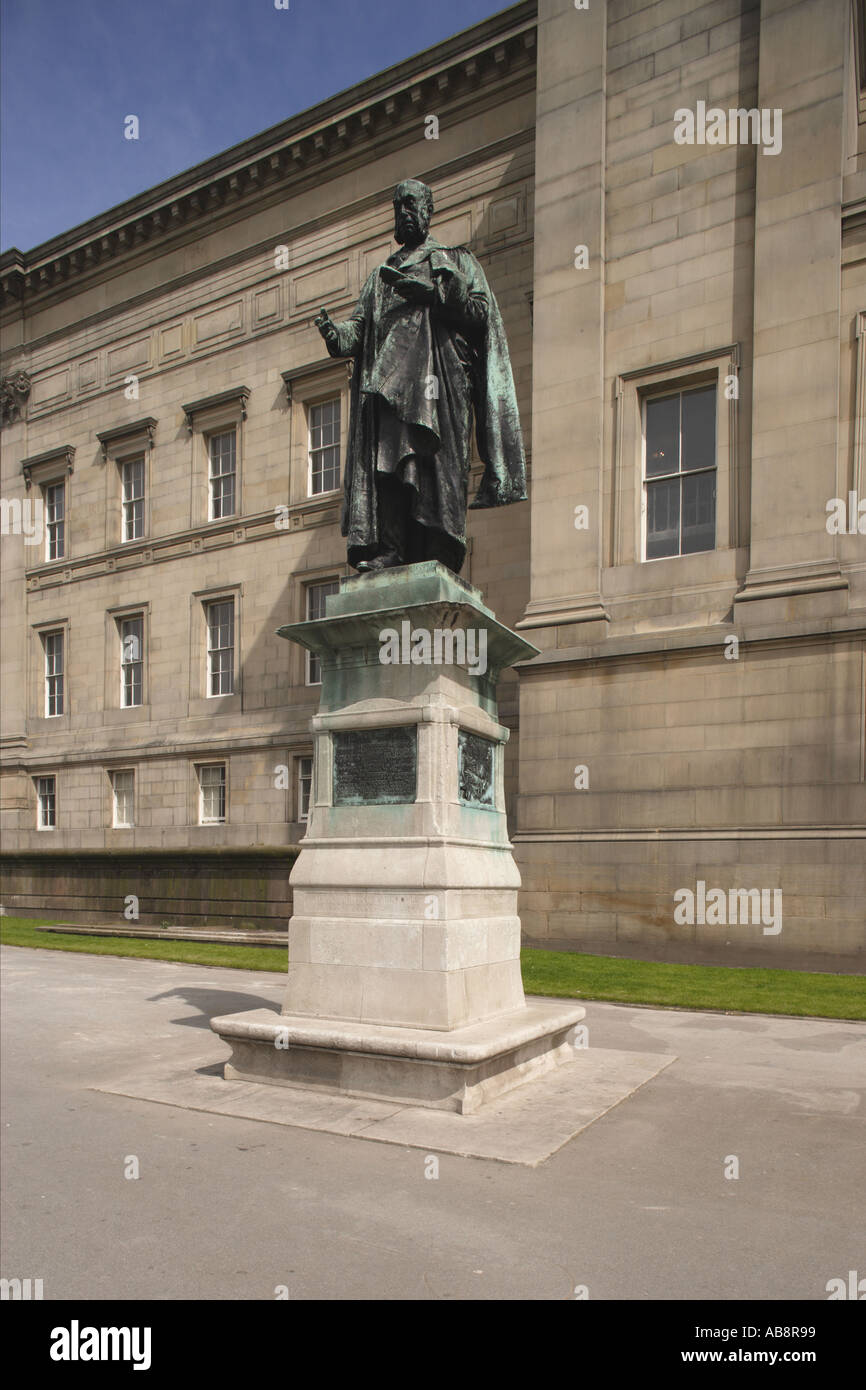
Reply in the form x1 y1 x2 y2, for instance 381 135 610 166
92 1045 676 1166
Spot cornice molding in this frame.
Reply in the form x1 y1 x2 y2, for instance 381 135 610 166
2 135 532 366
95 416 157 460
21 445 75 488
0 5 536 311
182 386 250 432
281 359 354 402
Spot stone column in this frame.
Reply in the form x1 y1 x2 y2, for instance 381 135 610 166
517 0 609 644
735 0 849 624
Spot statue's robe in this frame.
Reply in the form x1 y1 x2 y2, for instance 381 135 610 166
325 234 526 573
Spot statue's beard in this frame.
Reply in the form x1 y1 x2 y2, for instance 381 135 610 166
394 212 429 245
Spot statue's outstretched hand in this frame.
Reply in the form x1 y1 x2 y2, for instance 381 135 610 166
314 306 339 349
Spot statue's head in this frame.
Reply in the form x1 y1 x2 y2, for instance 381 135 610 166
392 179 434 246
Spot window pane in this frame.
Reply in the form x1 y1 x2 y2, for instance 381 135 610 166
299 756 313 820
646 478 680 559
645 395 679 478
306 581 339 683
199 765 226 822
44 631 64 715
306 581 339 622
120 617 142 663
112 770 134 827
681 387 716 472
45 482 65 559
122 458 145 540
120 617 143 707
209 432 236 518
122 458 144 499
207 602 234 696
37 776 56 828
309 399 341 495
681 471 716 554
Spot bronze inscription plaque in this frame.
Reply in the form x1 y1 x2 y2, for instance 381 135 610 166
332 726 417 805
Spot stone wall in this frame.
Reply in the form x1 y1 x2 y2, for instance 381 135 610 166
513 0 866 967
0 849 297 929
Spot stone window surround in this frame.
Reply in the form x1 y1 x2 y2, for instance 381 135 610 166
611 345 741 579
193 760 228 827
30 616 70 728
103 602 150 722
282 359 352 507
20 446 75 564
95 417 156 550
182 386 249 530
189 583 242 717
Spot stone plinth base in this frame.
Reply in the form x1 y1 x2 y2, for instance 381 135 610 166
210 998 585 1114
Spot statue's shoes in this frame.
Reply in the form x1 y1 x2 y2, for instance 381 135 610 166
356 554 401 573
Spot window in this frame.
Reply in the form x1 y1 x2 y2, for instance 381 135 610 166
120 457 145 541
198 764 226 824
308 399 341 495
43 630 64 716
298 755 313 822
111 770 134 828
643 385 716 559
305 581 338 684
206 600 234 696
119 615 143 707
43 481 65 561
36 775 56 829
208 430 236 520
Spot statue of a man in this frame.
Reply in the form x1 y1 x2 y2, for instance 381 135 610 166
314 179 526 574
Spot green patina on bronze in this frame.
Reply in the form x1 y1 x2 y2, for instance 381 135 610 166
314 178 526 576
457 729 496 809
332 725 417 805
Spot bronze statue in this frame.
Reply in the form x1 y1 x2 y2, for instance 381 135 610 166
314 179 526 574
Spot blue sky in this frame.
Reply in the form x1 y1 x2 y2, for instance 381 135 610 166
1 0 510 252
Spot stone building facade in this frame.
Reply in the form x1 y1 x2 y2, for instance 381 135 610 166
1 0 864 963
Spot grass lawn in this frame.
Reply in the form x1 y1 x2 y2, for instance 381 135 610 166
0 917 284 974
2 916 863 1021
521 947 865 1021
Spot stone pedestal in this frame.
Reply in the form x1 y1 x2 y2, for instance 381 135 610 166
211 562 584 1113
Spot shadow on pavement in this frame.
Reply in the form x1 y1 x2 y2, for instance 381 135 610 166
147 985 280 1029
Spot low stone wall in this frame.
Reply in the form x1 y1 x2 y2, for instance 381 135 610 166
0 849 298 930
515 835 865 971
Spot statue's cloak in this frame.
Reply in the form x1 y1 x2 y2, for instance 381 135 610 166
329 235 526 571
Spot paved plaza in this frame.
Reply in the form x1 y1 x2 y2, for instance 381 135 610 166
1 946 863 1301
